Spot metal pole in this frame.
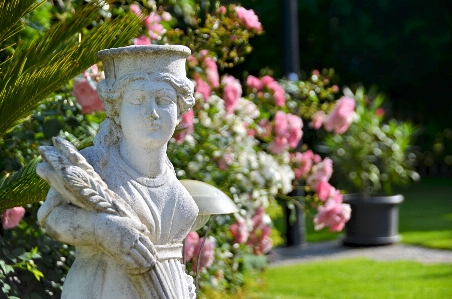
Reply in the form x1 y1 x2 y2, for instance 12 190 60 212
282 0 306 247
282 0 300 79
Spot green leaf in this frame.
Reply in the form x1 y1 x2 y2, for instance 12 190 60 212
0 261 14 275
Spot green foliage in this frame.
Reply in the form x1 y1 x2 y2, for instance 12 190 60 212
325 87 419 196
0 0 45 46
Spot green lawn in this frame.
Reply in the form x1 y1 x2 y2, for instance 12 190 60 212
299 178 452 249
258 258 452 299
397 178 452 250
262 178 452 299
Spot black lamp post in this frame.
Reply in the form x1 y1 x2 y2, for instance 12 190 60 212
282 0 306 247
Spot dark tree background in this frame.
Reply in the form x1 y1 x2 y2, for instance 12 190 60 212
224 0 452 169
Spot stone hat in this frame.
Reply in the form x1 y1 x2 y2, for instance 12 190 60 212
97 45 191 81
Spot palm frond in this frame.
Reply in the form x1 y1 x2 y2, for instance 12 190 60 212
0 136 95 211
0 2 141 138
0 0 44 44
0 157 49 211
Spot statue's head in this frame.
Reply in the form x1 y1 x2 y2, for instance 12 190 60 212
94 45 195 148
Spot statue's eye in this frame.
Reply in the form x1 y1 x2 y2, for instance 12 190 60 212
128 97 144 105
157 96 174 106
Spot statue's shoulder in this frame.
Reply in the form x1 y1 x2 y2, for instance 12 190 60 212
80 146 102 169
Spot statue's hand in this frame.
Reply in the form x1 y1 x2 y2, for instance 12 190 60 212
95 213 157 274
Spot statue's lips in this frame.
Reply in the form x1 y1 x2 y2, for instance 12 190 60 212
146 122 161 131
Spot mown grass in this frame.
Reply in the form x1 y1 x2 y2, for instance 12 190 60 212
258 258 452 299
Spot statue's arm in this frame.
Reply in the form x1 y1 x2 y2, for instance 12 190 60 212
37 187 98 246
38 187 156 273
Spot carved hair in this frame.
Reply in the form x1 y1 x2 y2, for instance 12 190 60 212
93 71 195 149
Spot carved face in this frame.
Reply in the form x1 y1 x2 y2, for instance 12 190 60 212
120 79 178 148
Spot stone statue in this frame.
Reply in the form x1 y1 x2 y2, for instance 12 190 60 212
36 45 199 299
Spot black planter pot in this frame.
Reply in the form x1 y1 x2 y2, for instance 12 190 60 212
342 194 404 246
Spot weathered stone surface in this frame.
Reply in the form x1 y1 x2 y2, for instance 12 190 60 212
37 45 198 299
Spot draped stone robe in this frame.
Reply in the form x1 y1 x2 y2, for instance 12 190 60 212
38 145 199 299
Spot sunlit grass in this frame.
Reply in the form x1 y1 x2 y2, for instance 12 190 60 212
258 258 452 299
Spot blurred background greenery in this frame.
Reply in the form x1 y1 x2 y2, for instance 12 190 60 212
224 0 452 175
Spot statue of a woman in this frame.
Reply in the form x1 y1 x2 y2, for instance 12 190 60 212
36 45 198 299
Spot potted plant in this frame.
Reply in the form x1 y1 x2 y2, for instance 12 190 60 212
325 87 420 246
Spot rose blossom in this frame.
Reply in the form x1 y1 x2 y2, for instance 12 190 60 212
221 75 242 114
192 237 215 272
309 111 326 130
194 74 211 100
267 81 286 106
246 75 263 91
183 231 200 261
130 4 142 15
72 78 104 114
316 181 333 201
1 207 26 230
306 157 333 190
230 219 249 244
314 196 351 232
174 109 194 143
203 57 220 88
292 151 313 179
145 13 165 40
324 96 355 134
261 75 275 86
269 112 302 153
286 114 303 148
234 6 263 32
133 35 151 46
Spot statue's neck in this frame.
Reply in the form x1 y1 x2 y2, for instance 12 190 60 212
119 141 168 178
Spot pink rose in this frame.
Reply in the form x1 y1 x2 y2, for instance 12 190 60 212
72 78 104 114
133 35 151 46
174 109 194 143
314 198 351 232
130 4 142 16
306 158 333 190
234 6 263 32
230 219 249 244
219 6 227 14
273 111 288 136
192 237 215 272
267 81 286 106
309 111 326 130
268 136 288 154
269 112 302 153
286 114 303 148
145 13 165 40
194 74 211 100
246 75 263 91
324 96 355 134
203 57 220 88
316 181 333 201
222 75 242 114
184 231 200 261
291 151 313 179
261 75 275 86
1 207 26 230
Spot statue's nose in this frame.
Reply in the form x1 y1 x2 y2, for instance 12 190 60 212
147 99 159 120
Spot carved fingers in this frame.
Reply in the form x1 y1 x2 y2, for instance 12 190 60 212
95 214 156 273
